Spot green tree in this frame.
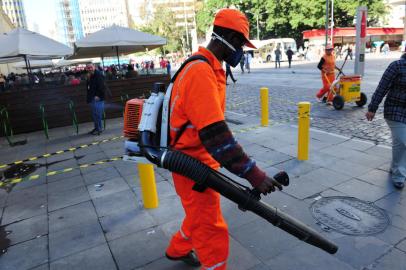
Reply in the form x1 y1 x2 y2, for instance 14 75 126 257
139 4 184 55
265 0 388 41
196 0 388 42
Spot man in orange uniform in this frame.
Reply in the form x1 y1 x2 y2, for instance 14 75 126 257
165 9 282 269
316 44 339 103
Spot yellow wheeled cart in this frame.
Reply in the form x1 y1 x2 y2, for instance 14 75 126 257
329 75 367 110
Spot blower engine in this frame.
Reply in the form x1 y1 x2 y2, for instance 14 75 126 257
123 81 338 255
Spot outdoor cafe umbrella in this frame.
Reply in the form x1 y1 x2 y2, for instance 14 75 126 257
69 25 166 64
0 28 73 74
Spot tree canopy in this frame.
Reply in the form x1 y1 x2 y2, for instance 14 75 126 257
138 4 184 55
196 0 388 42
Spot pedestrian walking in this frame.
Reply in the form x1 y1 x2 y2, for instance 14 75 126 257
244 51 252 73
286 47 294 68
225 63 237 84
316 44 341 104
274 47 282 68
86 64 105 135
166 60 171 75
366 52 406 189
165 8 282 269
346 44 353 60
382 43 390 55
240 53 245 73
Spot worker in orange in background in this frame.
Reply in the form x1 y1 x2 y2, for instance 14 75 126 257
165 8 283 270
316 44 341 104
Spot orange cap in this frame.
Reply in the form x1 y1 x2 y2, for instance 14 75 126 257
325 44 334 50
213 8 256 49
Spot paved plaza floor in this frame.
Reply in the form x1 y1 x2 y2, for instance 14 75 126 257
0 53 405 269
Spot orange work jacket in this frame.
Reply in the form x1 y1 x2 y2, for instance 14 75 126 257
169 47 226 169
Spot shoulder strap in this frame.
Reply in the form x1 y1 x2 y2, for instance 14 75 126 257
169 55 210 147
170 55 209 83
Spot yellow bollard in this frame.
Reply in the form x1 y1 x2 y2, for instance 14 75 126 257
297 102 311 160
260 87 269 126
137 163 159 208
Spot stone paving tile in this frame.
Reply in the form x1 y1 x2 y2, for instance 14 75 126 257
46 158 78 172
2 214 47 246
248 263 273 270
82 166 121 185
264 242 356 270
274 159 321 177
93 189 139 218
109 228 169 270
300 167 352 188
49 221 106 261
2 198 47 225
49 201 98 233
0 189 7 208
49 243 117 270
47 175 85 194
356 169 396 190
6 184 47 206
364 248 406 270
333 178 394 202
146 195 184 225
46 169 81 183
0 236 48 270
375 225 406 246
228 236 262 270
76 151 108 165
330 235 392 269
327 159 373 178
100 208 156 241
363 144 392 159
87 177 129 199
396 239 406 253
283 175 330 200
335 138 376 151
31 264 49 270
230 218 300 262
48 185 90 212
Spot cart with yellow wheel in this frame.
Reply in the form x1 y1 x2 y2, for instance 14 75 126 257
329 75 367 110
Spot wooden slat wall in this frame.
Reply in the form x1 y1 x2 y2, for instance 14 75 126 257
0 75 170 135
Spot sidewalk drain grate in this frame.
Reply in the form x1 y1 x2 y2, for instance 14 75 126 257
310 196 390 236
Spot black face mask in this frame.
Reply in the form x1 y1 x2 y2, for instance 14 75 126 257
212 32 244 67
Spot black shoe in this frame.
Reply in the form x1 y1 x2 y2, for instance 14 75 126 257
393 182 404 189
233 79 237 83
166 251 201 267
88 128 96 135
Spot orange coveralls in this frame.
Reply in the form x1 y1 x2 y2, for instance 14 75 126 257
165 46 229 270
316 53 336 101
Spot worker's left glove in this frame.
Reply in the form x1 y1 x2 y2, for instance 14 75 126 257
256 175 283 195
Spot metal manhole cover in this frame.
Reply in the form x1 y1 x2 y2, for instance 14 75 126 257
310 196 390 236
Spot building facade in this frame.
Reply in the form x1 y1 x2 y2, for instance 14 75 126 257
57 0 129 47
0 0 26 28
57 0 84 47
147 0 199 52
78 0 128 36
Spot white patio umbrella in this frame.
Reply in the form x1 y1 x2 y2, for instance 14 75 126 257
0 28 72 75
70 25 166 64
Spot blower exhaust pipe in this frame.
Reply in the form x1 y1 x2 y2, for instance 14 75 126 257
139 131 338 254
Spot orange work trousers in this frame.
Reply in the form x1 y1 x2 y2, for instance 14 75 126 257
166 172 229 270
316 73 335 101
